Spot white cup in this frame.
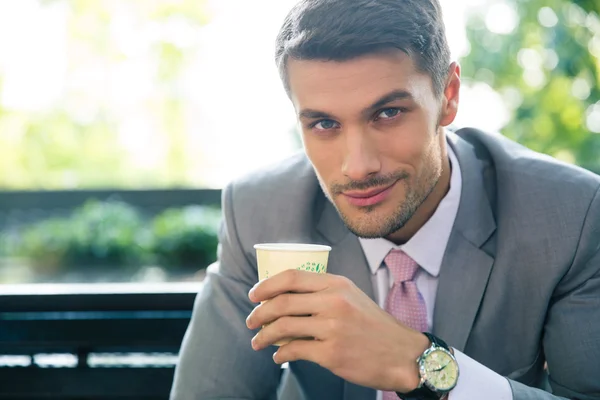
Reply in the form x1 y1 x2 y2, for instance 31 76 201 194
253 243 332 345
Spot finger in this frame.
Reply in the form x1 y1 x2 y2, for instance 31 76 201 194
249 270 332 302
273 338 326 365
251 316 326 350
246 292 325 330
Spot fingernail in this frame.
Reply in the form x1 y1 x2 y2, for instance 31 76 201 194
248 285 258 301
273 352 280 364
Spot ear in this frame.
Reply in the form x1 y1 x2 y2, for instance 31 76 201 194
439 62 461 127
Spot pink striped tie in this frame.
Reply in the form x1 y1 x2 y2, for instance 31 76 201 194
382 250 428 400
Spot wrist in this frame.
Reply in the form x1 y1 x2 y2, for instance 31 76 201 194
396 333 459 400
391 332 431 392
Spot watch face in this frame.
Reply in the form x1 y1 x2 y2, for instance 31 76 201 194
420 349 459 391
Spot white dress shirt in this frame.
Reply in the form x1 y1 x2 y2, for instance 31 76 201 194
359 143 513 400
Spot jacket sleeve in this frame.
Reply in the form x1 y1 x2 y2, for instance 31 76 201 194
510 185 600 400
170 182 282 400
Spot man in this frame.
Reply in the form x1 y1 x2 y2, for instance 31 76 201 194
171 0 600 399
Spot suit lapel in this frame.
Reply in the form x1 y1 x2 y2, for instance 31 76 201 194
433 232 494 351
315 196 377 400
433 132 497 352
315 197 375 301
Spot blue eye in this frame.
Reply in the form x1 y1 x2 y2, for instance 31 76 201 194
376 108 401 120
313 119 339 130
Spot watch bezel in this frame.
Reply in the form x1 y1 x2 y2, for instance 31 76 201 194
417 345 459 394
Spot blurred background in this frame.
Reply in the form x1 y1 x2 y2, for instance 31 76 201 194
0 0 597 285
0 1 597 398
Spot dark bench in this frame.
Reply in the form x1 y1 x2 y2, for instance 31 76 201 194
0 283 199 400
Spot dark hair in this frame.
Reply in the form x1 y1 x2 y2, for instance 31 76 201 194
275 0 451 96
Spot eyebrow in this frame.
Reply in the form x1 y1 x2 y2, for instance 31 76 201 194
298 89 414 121
367 90 414 115
299 110 334 120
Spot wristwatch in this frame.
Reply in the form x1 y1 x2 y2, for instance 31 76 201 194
396 333 459 400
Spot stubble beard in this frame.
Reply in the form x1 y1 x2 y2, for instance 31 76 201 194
319 146 444 239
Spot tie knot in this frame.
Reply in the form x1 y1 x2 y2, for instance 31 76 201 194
384 249 419 283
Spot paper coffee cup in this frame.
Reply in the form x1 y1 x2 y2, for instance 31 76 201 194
254 243 332 345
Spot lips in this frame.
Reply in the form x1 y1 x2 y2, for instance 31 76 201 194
342 182 397 207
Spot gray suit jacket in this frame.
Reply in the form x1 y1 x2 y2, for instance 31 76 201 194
170 128 600 400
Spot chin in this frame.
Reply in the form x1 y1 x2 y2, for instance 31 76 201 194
339 207 401 239
349 227 390 239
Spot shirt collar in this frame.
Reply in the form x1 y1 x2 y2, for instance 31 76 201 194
359 142 462 277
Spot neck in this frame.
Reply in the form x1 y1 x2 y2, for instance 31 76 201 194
385 135 452 245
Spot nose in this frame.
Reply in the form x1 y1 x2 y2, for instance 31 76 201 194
341 128 381 181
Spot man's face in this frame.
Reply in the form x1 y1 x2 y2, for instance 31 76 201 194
287 52 458 238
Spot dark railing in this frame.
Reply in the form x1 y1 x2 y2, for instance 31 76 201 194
0 189 222 229
0 283 199 399
0 189 222 210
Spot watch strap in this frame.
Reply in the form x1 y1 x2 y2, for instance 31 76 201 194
396 333 453 400
396 388 440 400
423 332 450 352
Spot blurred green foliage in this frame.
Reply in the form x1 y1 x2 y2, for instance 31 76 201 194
461 0 600 172
17 201 150 270
152 206 220 269
0 110 126 188
68 201 152 267
0 0 209 189
10 200 221 274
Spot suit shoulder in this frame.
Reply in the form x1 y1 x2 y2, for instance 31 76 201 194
456 127 600 196
220 152 322 245
224 152 317 202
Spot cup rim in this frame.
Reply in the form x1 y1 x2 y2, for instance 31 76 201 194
253 243 332 252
